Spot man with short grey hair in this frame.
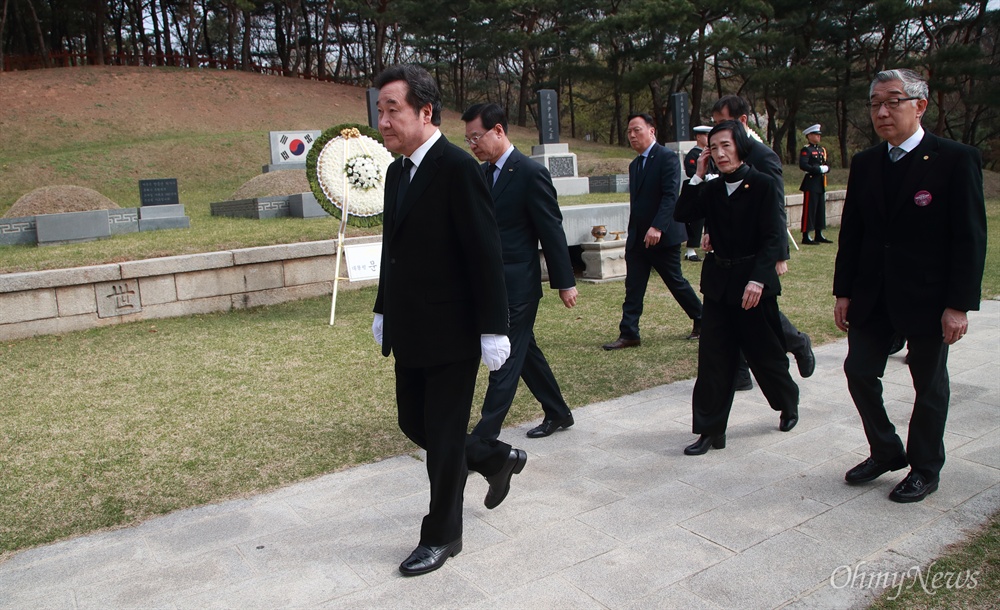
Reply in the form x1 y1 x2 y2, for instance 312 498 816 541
834 68 986 503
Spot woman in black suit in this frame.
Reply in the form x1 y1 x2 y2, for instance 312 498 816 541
674 121 800 455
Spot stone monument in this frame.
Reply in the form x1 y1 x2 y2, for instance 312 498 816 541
664 92 698 159
137 178 191 232
366 88 379 131
263 130 322 173
529 90 589 197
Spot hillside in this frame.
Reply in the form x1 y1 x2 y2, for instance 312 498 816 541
0 66 632 214
0 67 371 213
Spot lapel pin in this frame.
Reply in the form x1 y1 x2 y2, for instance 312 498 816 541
923 155 929 160
743 183 750 189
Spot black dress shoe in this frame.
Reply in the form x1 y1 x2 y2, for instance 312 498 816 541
399 538 462 576
684 434 726 455
794 335 816 378
685 253 702 262
602 337 640 350
845 454 908 484
734 375 754 391
686 319 702 340
526 414 574 438
484 448 527 509
815 235 833 244
889 471 939 503
801 235 816 245
779 409 798 432
888 334 906 355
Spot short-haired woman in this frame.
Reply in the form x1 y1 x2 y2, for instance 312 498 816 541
674 120 801 455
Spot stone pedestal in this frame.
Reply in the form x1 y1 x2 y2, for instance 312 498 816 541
580 239 627 281
531 143 590 197
289 193 331 218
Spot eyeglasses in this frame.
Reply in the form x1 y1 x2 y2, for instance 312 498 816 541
869 97 919 112
464 132 484 146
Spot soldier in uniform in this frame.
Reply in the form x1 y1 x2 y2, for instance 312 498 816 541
798 124 831 244
682 125 714 261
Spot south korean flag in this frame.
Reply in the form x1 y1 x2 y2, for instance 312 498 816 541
278 132 317 161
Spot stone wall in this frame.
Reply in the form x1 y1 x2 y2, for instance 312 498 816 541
0 237 379 341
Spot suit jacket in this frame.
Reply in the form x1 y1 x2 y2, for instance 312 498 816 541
675 165 785 306
798 144 827 193
833 131 986 336
374 135 509 368
627 142 685 251
745 138 789 259
486 148 575 305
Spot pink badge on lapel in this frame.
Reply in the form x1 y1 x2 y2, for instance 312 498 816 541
914 190 932 207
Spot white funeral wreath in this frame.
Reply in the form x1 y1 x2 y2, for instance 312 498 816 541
316 128 394 218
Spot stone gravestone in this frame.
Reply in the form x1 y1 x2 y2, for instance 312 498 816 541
139 178 179 206
530 90 589 196
664 92 698 160
366 88 380 131
264 130 322 173
537 89 559 145
670 92 690 143
138 178 190 231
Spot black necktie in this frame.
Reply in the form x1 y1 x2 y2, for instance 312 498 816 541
396 158 413 213
487 163 498 187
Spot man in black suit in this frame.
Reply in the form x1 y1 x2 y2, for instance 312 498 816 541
834 68 986 503
461 103 579 442
603 113 703 350
708 96 815 391
682 125 713 262
371 65 519 576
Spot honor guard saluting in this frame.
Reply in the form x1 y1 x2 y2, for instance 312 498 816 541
798 124 831 244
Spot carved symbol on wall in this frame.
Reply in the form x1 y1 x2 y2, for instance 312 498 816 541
97 280 143 318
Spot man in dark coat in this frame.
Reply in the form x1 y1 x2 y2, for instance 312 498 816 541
603 113 703 350
372 65 513 576
461 102 578 446
834 68 986 503
682 125 713 262
798 123 831 244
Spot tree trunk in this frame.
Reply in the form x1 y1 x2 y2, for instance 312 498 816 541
242 9 252 70
150 0 164 64
188 0 197 66
161 0 173 63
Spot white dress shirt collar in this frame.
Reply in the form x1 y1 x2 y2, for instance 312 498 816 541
404 129 443 176
888 125 924 157
494 144 515 171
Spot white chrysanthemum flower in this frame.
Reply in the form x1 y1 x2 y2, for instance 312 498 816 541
316 132 394 217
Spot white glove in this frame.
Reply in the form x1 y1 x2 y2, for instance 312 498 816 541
372 313 384 346
480 334 511 371
820 165 829 174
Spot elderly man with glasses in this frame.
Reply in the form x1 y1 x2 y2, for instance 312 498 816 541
834 69 986 503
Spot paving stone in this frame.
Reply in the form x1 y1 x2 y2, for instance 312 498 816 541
562 525 732 606
679 486 829 552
